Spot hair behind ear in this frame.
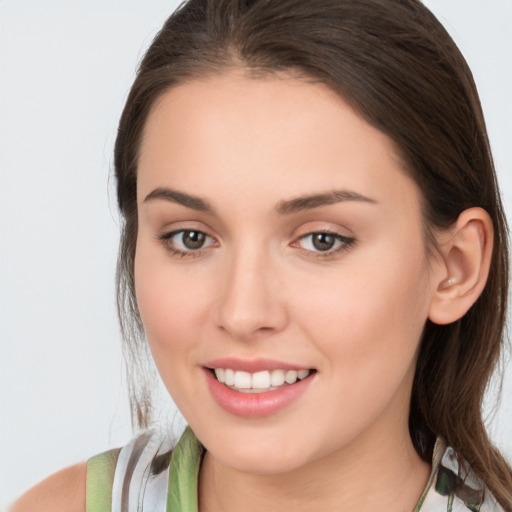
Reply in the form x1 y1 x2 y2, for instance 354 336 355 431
410 202 511 505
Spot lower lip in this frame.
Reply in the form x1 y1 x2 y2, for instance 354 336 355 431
204 368 315 418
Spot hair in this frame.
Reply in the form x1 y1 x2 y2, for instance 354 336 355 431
113 0 512 507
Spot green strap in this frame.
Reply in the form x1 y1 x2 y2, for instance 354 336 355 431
85 428 203 512
86 448 121 512
166 427 204 512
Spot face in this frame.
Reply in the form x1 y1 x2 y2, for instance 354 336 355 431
135 71 441 475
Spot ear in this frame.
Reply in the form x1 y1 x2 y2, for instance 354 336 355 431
428 207 493 325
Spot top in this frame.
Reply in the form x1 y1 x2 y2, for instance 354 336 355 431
85 427 505 512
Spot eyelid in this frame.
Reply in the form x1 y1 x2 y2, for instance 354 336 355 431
157 224 356 260
290 229 356 259
158 228 218 258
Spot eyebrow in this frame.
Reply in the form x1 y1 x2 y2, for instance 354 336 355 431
143 187 377 215
144 187 214 213
276 189 377 214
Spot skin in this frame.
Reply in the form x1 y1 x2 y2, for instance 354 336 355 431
11 69 494 511
134 70 439 511
9 462 87 512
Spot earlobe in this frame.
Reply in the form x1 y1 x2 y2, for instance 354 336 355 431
428 208 493 325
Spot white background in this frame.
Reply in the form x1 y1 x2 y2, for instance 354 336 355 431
1 0 511 505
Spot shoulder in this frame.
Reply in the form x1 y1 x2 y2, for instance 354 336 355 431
9 461 87 512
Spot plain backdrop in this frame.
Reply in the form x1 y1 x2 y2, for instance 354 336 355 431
1 0 511 505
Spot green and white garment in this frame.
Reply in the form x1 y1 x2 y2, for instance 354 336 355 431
85 427 504 512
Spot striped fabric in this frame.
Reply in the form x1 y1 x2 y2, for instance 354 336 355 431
111 430 173 512
86 426 201 512
86 427 504 512
417 441 504 512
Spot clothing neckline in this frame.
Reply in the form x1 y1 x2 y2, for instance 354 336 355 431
167 428 459 512
412 436 447 511
167 426 204 511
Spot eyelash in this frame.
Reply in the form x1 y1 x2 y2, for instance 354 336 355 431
292 231 356 260
158 229 356 260
158 230 217 259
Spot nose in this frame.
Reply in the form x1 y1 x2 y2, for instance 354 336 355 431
213 246 289 341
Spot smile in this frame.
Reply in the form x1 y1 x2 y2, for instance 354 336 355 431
203 360 316 417
213 368 311 393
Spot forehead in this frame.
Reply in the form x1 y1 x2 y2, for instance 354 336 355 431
137 70 420 215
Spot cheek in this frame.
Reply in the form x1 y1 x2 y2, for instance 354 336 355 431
134 243 209 359
294 259 431 441
293 243 431 383
133 245 217 411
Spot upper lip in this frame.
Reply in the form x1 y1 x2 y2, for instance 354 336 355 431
203 357 314 373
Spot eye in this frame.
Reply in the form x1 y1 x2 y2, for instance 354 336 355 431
159 229 216 257
293 231 355 256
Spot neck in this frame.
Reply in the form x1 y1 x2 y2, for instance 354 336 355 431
198 422 431 512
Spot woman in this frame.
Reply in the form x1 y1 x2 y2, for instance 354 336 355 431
11 0 512 510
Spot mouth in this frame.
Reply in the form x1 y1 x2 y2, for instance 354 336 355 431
202 358 317 417
207 367 315 393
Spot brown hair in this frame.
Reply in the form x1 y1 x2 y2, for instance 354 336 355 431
114 0 512 506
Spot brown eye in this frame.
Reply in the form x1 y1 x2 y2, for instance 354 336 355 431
311 233 336 251
159 229 216 257
181 230 206 250
295 231 356 256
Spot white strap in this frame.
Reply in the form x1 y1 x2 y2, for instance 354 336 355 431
111 429 174 512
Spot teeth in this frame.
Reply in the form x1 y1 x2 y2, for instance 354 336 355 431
285 370 298 384
234 371 252 389
212 368 312 391
252 371 271 388
225 368 235 386
270 369 285 386
298 369 309 380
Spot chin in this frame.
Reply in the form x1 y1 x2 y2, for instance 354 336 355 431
216 445 307 475
194 421 323 475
